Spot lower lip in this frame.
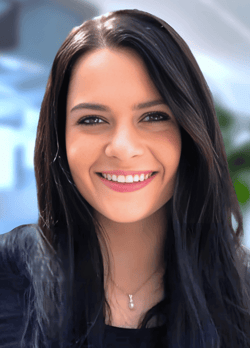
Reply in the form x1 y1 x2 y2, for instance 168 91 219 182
97 173 157 193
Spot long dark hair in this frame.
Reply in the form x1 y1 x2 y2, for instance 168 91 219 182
26 8 250 348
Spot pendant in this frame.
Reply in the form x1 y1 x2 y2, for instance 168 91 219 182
128 294 135 310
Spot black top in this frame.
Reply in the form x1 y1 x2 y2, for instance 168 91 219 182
0 224 168 348
103 324 166 348
1 224 250 348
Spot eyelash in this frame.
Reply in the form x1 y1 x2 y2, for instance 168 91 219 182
77 112 171 126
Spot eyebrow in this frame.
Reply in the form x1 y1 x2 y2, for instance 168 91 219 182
70 99 167 113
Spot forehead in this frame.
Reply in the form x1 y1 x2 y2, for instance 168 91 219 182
67 48 163 107
70 47 145 77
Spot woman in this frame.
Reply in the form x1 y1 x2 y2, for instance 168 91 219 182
1 8 250 348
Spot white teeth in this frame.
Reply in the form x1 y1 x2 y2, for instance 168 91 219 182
101 172 153 183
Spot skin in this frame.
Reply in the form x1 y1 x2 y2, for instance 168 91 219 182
65 47 182 324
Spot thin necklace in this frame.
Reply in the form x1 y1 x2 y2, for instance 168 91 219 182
111 269 159 310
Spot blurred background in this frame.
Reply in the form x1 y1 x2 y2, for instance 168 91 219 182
0 0 249 247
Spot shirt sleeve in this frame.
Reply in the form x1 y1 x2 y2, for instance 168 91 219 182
0 273 29 347
0 227 31 348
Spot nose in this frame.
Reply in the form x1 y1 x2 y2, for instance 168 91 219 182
104 124 144 160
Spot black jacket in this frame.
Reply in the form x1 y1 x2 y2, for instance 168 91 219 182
1 224 250 348
0 224 79 348
0 224 168 348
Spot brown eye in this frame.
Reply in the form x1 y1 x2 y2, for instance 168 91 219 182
77 111 170 126
142 112 171 123
77 116 105 126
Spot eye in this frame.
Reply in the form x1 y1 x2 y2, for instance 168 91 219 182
142 112 171 123
77 116 104 126
76 111 171 126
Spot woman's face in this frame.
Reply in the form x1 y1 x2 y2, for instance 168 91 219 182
65 48 182 223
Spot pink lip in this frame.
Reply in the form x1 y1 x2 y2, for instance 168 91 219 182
97 172 157 193
97 170 155 176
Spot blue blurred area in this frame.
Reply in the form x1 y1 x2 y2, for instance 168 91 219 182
0 0 99 233
0 0 249 243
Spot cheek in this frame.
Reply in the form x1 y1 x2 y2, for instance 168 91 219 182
65 131 99 175
155 128 182 165
164 125 182 149
66 134 77 166
65 132 86 175
171 133 182 165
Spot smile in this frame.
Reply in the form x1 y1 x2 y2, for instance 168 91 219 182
97 172 157 193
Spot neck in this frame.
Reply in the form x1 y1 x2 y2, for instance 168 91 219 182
95 204 168 294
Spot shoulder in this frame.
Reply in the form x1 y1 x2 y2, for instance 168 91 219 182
0 224 40 346
0 224 59 346
0 224 42 279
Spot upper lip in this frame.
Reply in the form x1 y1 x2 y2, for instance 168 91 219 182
97 170 156 176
